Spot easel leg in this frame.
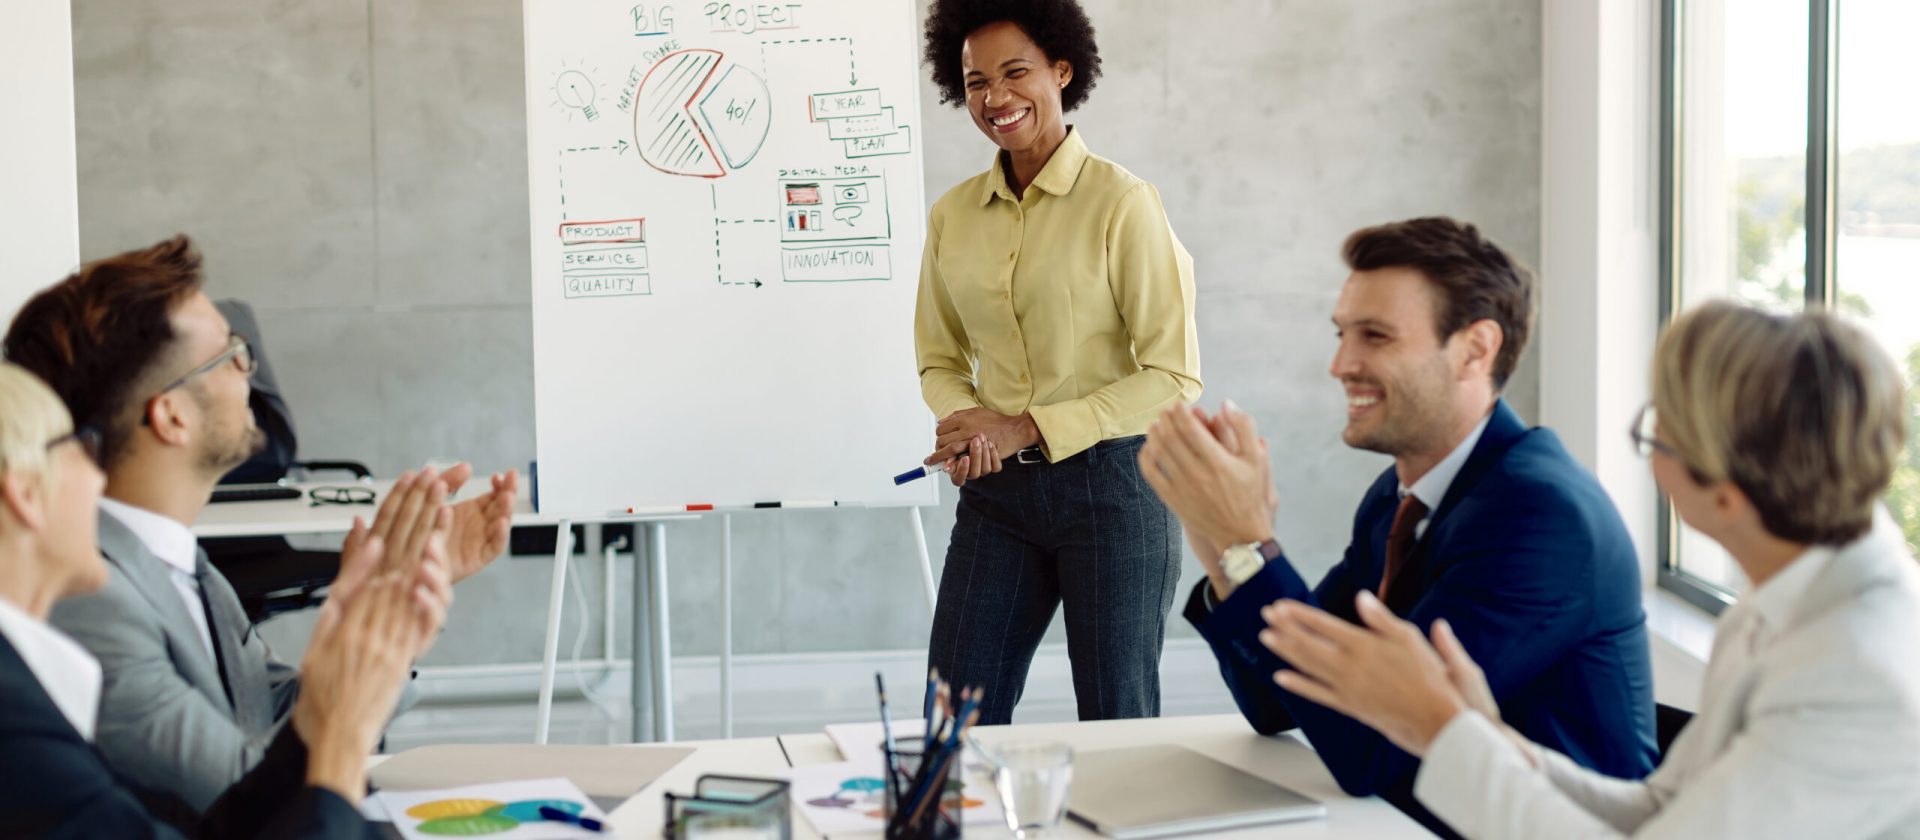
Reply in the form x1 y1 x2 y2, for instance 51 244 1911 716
535 519 574 744
910 506 936 615
632 526 654 742
647 521 675 741
720 513 733 739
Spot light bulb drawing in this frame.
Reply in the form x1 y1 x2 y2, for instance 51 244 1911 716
549 62 605 123
557 70 594 108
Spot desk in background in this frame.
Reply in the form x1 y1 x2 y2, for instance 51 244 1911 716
193 480 694 743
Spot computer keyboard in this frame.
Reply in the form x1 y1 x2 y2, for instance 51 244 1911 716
209 485 303 503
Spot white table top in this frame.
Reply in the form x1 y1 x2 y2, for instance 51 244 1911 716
606 714 1428 838
191 480 695 538
603 735 792 835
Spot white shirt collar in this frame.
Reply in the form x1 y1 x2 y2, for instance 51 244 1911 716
98 497 200 576
1400 410 1495 513
0 595 102 740
1742 531 1843 631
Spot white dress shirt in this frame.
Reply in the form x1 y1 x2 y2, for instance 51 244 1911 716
0 594 103 740
1412 509 1920 839
97 497 216 667
1399 410 1492 540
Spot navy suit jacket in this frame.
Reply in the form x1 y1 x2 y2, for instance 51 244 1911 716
0 631 369 838
1187 400 1657 833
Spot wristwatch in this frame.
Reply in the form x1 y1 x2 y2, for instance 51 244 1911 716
1220 538 1283 587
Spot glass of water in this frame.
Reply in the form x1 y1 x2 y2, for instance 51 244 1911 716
985 740 1074 838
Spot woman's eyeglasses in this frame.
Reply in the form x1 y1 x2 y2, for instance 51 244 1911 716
46 426 105 466
308 486 376 507
1628 404 1682 460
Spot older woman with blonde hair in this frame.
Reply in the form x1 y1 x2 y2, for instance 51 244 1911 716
0 361 450 838
1257 300 1920 838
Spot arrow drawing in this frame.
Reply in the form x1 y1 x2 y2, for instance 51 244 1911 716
760 37 858 86
710 183 768 288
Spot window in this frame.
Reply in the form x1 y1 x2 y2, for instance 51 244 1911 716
1835 0 1920 559
1660 0 1920 613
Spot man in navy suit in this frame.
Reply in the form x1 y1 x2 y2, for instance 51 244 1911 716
1139 217 1657 837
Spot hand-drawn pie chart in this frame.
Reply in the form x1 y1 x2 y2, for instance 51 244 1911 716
635 48 772 178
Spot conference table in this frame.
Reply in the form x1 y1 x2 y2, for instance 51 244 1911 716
597 713 1431 838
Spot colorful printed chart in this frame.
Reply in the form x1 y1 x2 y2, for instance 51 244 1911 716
785 761 1004 836
375 778 607 840
404 798 583 835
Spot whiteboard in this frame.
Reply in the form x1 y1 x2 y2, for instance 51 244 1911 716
523 0 937 515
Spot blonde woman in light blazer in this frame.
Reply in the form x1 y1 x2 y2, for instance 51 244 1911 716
1255 300 1920 839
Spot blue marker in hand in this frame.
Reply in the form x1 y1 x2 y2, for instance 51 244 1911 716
893 461 952 486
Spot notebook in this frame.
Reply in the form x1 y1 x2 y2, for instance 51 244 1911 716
1066 745 1325 839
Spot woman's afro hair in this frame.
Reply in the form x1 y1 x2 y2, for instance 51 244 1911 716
923 0 1103 112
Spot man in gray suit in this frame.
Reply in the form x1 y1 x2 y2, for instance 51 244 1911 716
3 235 520 812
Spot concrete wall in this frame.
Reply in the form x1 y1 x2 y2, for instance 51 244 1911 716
69 0 1542 665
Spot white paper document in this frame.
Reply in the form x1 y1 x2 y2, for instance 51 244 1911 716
372 777 608 840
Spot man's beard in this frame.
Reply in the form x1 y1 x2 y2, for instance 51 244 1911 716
199 421 268 474
1342 362 1453 458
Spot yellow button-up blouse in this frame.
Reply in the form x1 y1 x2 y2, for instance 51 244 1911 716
914 128 1202 462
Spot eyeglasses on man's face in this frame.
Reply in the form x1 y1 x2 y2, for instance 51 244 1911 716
158 333 257 394
1628 404 1682 461
142 334 258 426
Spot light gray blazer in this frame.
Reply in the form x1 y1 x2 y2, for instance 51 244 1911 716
51 513 297 812
1414 510 1920 838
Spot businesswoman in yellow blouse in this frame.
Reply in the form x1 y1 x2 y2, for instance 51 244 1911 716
915 0 1202 724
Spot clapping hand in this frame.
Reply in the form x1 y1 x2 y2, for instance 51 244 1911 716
337 464 518 590
294 539 449 803
1257 591 1480 757
333 468 449 604
436 466 518 584
1139 400 1280 597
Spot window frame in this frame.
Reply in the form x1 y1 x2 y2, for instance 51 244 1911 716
1655 0 1841 615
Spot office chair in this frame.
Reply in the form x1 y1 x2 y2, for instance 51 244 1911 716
203 300 374 623
1655 702 1694 758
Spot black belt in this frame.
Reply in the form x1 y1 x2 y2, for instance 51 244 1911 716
1004 435 1144 467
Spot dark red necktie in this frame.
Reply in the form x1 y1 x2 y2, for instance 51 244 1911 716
1379 494 1429 604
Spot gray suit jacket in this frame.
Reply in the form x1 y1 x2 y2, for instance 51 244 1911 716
51 513 298 812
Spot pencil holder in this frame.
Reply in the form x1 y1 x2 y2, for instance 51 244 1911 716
663 774 791 839
882 738 962 840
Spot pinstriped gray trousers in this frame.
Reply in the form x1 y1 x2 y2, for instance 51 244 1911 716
925 435 1182 725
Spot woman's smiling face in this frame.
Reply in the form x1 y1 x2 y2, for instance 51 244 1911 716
960 21 1071 156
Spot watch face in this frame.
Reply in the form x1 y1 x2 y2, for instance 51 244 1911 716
1223 545 1262 581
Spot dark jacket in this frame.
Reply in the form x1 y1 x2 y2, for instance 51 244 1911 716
0 630 369 838
1187 400 1658 836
